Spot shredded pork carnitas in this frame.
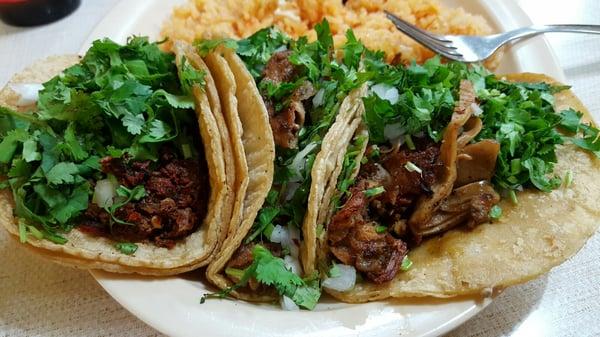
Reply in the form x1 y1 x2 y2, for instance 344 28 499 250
327 80 502 284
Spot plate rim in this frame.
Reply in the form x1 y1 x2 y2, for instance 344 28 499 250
83 0 565 336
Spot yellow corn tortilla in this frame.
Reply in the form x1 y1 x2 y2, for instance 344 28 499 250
174 41 236 256
202 51 249 246
324 73 600 302
301 85 367 275
0 47 229 275
205 49 276 301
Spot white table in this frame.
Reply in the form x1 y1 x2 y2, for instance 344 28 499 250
1 1 599 336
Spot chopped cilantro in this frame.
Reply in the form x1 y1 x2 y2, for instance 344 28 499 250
375 225 387 233
364 186 385 197
328 263 341 278
489 205 502 220
400 256 413 271
361 54 596 195
563 170 573 188
0 37 198 244
114 242 138 255
203 245 321 310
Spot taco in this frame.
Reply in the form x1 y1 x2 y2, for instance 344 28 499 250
0 37 230 275
198 21 370 308
309 55 600 302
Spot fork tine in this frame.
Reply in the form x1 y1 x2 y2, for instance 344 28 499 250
384 11 463 58
384 11 453 44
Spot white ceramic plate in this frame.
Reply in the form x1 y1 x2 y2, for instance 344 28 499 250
82 1 565 336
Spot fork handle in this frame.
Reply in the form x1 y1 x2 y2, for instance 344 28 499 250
501 24 600 43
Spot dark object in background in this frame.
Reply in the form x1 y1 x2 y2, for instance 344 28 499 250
0 0 80 27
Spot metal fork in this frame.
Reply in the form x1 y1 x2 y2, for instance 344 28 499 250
385 11 600 63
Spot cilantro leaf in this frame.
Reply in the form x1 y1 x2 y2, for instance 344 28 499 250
202 245 321 309
46 162 79 185
22 138 41 162
178 56 206 95
235 27 291 79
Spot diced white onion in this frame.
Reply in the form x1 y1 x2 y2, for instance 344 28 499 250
371 83 399 105
312 88 325 107
269 225 288 244
269 225 301 260
92 179 117 208
281 295 300 311
284 255 302 276
383 122 405 142
471 102 483 117
10 83 43 106
404 161 423 174
288 142 318 183
322 264 357 292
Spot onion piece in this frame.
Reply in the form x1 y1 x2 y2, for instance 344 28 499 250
10 83 44 106
92 179 118 208
281 295 300 311
322 264 357 292
284 255 302 276
371 83 399 105
471 102 483 117
288 142 318 183
269 225 288 244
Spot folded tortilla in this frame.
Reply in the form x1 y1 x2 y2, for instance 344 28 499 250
0 45 231 275
204 49 276 301
311 73 600 302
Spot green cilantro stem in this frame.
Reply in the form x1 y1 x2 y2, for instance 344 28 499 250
364 186 385 197
400 256 413 271
404 134 415 150
375 225 387 233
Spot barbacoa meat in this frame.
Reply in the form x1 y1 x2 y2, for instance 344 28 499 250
328 181 408 284
368 140 444 221
261 50 315 149
80 148 208 248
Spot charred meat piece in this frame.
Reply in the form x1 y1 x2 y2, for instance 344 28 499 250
81 147 208 248
328 181 408 284
363 140 443 224
261 51 316 148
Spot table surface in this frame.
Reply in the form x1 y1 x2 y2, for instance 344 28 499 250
1 1 599 336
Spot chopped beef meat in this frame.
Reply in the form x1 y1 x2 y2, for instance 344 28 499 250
261 51 316 149
227 243 283 269
80 147 209 248
262 50 297 83
364 139 444 224
328 181 408 284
